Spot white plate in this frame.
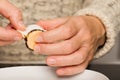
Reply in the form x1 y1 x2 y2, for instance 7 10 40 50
0 66 109 80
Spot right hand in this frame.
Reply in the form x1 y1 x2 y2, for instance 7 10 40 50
35 16 105 76
0 0 25 46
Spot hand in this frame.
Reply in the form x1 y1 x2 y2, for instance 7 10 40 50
35 16 105 76
0 0 25 46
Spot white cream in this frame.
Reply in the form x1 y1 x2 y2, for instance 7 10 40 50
18 24 44 38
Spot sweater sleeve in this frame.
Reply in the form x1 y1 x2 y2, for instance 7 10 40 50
75 0 120 58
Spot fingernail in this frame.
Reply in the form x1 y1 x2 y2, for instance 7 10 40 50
14 36 21 41
18 21 26 31
47 58 56 65
36 36 43 42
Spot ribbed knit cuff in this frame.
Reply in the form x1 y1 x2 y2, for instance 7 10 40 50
74 8 115 58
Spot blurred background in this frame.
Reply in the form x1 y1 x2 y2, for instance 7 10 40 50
0 0 120 80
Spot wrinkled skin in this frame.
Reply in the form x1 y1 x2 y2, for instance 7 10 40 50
35 16 105 76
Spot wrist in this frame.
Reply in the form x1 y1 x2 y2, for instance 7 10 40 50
81 15 106 46
90 16 106 46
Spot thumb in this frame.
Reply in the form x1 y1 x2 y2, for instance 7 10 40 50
0 27 22 41
0 0 25 31
36 17 69 30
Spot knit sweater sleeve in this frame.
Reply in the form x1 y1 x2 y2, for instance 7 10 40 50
75 0 120 58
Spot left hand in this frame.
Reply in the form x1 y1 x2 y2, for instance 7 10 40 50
0 0 25 46
35 16 105 76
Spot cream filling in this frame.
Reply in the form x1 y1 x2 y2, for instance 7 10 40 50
18 24 44 38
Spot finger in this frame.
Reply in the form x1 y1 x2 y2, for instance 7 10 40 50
0 40 15 46
36 17 69 30
46 47 90 67
36 24 78 43
0 27 22 41
5 23 14 30
0 1 25 30
56 58 90 76
34 34 81 55
55 47 95 76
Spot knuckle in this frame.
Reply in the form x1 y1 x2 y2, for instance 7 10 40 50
76 52 87 64
65 42 74 54
87 34 92 39
63 26 74 38
14 9 22 16
80 56 86 63
77 16 87 26
83 33 92 42
74 54 85 64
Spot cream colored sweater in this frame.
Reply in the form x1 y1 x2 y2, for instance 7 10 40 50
7 0 120 58
76 0 120 58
